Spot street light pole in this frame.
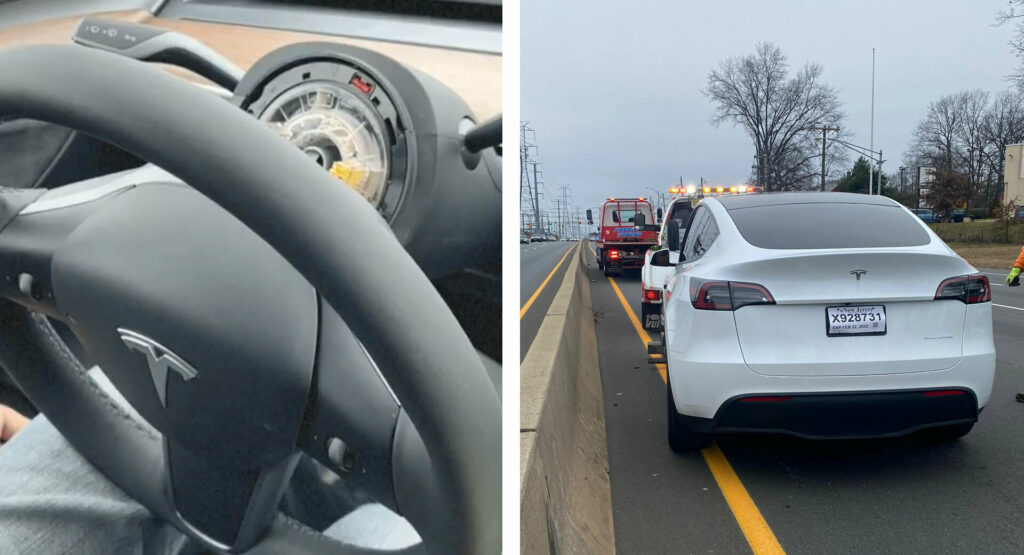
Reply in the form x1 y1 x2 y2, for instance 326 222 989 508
869 48 876 195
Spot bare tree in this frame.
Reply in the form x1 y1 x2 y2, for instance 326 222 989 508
703 42 847 191
908 93 966 171
982 89 1024 200
996 0 1024 88
954 90 990 210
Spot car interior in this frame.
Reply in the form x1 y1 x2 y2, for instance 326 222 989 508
0 1 502 553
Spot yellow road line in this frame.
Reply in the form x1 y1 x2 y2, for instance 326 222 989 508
702 443 784 554
608 277 665 382
606 276 785 555
520 244 578 319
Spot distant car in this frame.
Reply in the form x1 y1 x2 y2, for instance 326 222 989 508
656 193 993 452
520 234 530 244
913 208 936 223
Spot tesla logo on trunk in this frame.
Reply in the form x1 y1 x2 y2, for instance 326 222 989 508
850 269 868 281
118 328 198 408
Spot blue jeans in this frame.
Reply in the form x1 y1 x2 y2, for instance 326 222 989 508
0 370 419 554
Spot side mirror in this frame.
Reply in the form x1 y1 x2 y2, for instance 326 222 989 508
667 220 681 252
650 249 670 266
634 212 646 228
656 208 664 224
586 209 593 225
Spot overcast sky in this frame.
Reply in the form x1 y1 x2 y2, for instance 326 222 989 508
521 0 1021 215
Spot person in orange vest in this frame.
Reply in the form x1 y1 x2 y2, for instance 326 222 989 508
1007 257 1024 401
1008 251 1024 287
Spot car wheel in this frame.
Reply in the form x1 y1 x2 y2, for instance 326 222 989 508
667 375 712 453
922 422 974 441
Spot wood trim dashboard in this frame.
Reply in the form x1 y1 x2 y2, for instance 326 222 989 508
0 10 501 118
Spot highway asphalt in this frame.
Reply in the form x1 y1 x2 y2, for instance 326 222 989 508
522 239 1024 553
519 240 575 361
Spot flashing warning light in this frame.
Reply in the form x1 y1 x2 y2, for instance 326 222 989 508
703 186 711 193
716 187 724 193
668 187 680 194
737 185 747 193
638 197 645 201
729 186 738 193
609 250 620 260
349 74 375 95
686 186 696 195
609 197 615 201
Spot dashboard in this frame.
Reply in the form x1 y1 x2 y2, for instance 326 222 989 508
0 3 502 360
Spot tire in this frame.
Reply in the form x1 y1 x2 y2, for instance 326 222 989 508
667 375 712 453
922 422 974 442
596 249 603 269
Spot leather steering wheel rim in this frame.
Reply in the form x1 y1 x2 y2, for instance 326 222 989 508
0 44 499 554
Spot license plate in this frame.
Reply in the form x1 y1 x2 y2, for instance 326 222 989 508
644 314 661 330
826 305 886 336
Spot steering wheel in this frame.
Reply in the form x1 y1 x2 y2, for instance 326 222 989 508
0 45 500 554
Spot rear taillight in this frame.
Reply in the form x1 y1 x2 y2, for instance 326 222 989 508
934 274 990 304
923 390 966 398
609 250 620 260
643 288 661 302
690 280 775 311
739 396 792 403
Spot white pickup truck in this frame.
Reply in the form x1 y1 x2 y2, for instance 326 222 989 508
640 196 696 330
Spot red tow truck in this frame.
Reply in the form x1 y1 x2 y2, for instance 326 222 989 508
587 198 658 277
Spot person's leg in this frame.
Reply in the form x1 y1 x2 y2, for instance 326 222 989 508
0 369 191 555
0 412 192 555
0 367 421 553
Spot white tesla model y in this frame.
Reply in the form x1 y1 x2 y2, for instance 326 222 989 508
653 192 995 452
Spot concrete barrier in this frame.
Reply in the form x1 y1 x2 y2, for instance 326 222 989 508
520 241 615 554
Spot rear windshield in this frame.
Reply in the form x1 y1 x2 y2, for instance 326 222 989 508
727 203 931 249
603 202 652 225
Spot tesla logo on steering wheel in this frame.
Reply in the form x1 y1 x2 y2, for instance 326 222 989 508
118 328 198 408
850 269 867 281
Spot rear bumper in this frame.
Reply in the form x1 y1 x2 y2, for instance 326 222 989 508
681 388 978 439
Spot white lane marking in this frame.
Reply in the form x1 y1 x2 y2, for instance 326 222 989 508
994 303 1024 311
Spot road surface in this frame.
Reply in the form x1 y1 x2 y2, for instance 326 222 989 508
519 240 576 361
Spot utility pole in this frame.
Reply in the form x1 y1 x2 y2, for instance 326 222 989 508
520 122 543 235
811 125 839 191
899 166 906 205
869 48 876 195
915 166 922 211
877 150 884 196
530 162 542 233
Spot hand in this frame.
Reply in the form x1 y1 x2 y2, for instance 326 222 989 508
1008 267 1022 286
0 404 28 443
